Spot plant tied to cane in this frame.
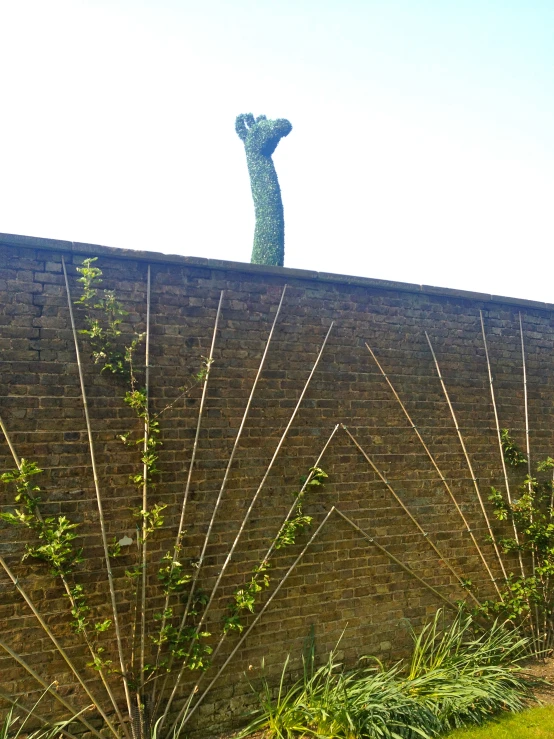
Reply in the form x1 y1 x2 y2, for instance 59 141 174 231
76 256 216 682
0 255 214 727
0 461 113 673
223 467 328 635
75 257 132 377
479 429 554 640
157 541 193 596
0 461 83 577
1 255 336 736
275 467 327 550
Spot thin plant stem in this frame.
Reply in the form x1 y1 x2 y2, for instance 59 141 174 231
153 285 288 714
130 550 141 680
365 342 499 595
0 689 79 739
334 508 459 610
62 256 135 727
0 638 102 739
0 414 130 739
178 424 340 714
134 689 145 739
139 264 151 725
0 557 120 739
546 465 554 652
151 290 224 697
173 507 336 733
340 424 481 607
159 321 334 731
425 331 508 583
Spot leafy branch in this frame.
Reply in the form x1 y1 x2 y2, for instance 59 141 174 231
0 462 113 674
479 429 554 640
223 466 328 634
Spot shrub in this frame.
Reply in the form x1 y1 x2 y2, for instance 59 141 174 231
238 608 535 739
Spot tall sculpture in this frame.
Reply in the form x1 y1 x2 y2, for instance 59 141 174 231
235 113 292 267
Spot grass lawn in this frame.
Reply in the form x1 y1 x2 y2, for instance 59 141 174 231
446 706 554 738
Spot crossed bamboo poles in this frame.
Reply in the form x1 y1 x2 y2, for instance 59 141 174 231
150 288 225 698
156 320 336 731
2 410 464 736
0 414 122 739
0 264 537 735
178 320 544 720
62 256 137 734
177 490 465 731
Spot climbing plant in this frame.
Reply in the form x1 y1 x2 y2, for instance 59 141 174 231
235 113 292 267
0 256 331 739
223 467 328 635
478 429 554 650
6 256 545 739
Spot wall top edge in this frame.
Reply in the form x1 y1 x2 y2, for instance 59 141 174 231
1 231 552 312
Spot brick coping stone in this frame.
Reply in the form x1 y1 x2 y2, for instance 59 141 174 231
1 231 551 312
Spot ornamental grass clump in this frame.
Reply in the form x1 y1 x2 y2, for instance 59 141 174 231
0 687 91 739
402 608 531 732
238 608 534 739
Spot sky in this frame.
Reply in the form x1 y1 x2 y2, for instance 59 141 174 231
1 0 553 301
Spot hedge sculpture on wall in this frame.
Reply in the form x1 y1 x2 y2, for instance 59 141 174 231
235 113 292 267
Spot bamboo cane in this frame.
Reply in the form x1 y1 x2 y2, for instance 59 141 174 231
158 322 334 731
178 424 340 716
0 415 21 466
178 285 288 634
340 425 481 607
480 310 536 653
62 256 135 727
365 342 500 596
151 290 224 695
138 264 151 735
519 312 543 653
0 639 103 739
425 331 508 583
152 285 288 714
0 557 120 739
519 314 537 574
0 414 129 739
480 312 527 580
546 466 554 654
262 424 339 566
0 689 80 739
334 508 459 610
484 312 542 655
172 507 336 733
519 314 533 493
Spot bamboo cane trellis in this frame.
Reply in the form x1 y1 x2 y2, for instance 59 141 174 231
1 260 551 738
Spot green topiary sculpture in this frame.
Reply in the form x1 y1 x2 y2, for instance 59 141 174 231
235 113 292 267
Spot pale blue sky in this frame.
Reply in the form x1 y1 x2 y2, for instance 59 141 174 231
1 1 553 300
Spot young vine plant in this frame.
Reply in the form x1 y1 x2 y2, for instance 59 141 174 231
0 257 329 738
478 429 554 646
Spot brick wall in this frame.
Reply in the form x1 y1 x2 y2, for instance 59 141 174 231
1 233 554 735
